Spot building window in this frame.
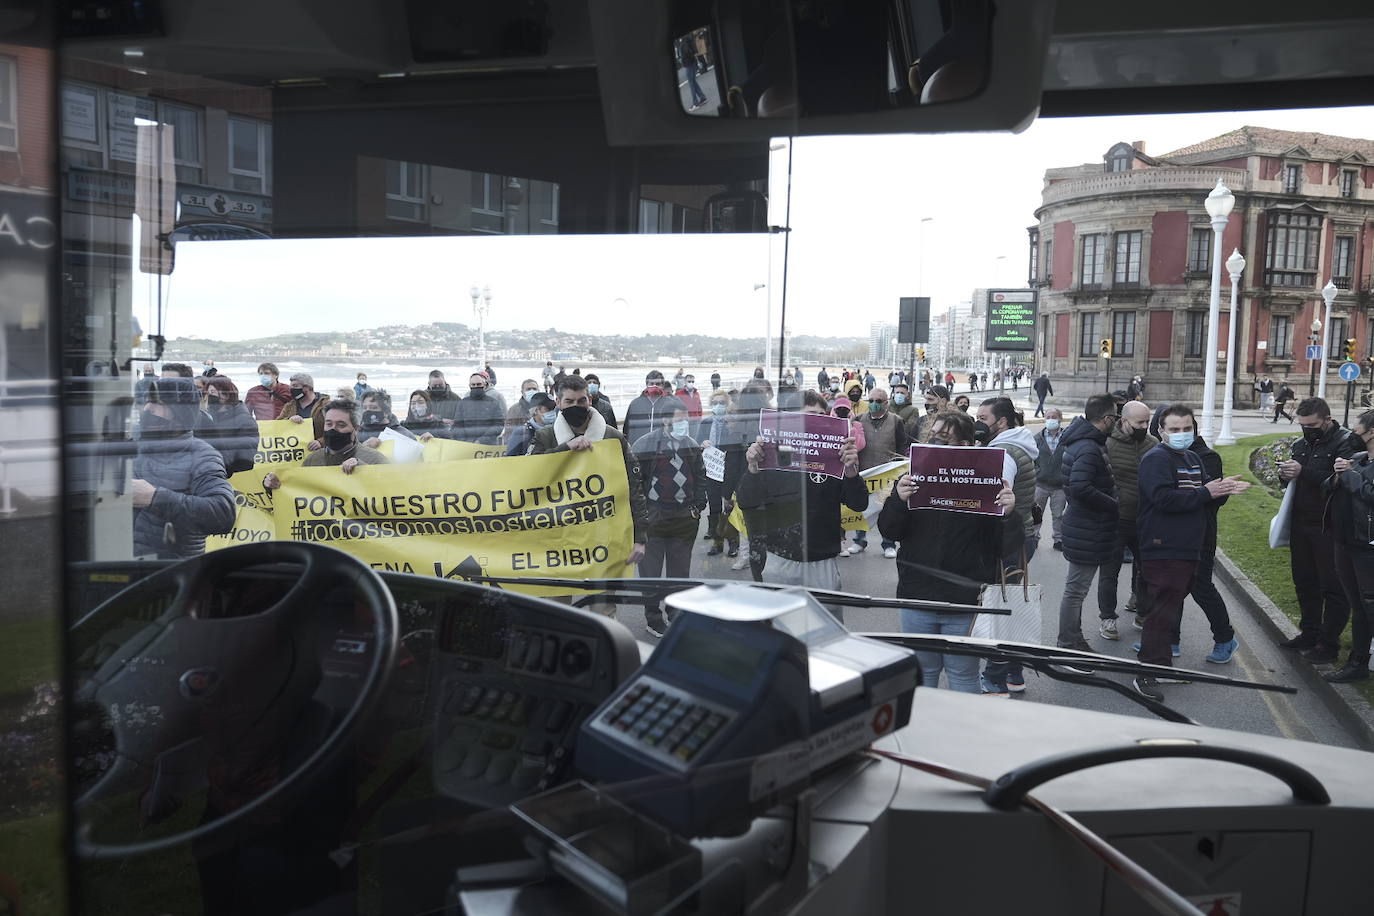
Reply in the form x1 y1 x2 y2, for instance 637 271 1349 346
1333 236 1354 289
159 102 202 184
228 117 270 193
1269 315 1293 359
1188 228 1212 273
639 199 664 233
1079 312 1099 357
61 82 103 168
1264 210 1322 287
1113 231 1142 285
1340 169 1357 199
1040 314 1050 357
1112 311 1136 356
1283 163 1301 194
470 172 506 232
1027 228 1039 283
1080 233 1105 287
1043 238 1053 283
1329 317 1348 358
1107 152 1130 173
531 179 560 227
385 160 427 222
1185 310 1206 358
0 56 16 151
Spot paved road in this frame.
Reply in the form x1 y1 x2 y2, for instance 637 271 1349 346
677 64 721 114
619 500 1365 752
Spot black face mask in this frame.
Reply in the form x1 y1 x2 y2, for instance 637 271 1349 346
1301 426 1324 445
429 385 447 396
323 429 354 451
361 410 386 429
973 420 993 445
140 410 175 438
560 405 591 428
290 387 305 401
1129 426 1147 443
468 387 486 399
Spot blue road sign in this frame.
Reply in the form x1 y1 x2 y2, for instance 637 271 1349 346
1306 345 1323 360
1338 361 1362 382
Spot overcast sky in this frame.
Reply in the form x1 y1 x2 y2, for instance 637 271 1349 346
144 105 1374 346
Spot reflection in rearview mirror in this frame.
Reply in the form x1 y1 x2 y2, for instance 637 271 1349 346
674 0 991 119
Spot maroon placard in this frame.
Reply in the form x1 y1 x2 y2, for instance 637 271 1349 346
756 408 852 477
907 444 1007 515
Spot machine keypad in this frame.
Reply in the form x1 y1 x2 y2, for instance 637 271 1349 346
598 681 732 763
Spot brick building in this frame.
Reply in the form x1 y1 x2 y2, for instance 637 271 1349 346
1029 127 1374 405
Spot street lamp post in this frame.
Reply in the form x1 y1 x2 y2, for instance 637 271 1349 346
1308 317 1322 397
1216 249 1246 445
1200 179 1235 440
1317 280 1337 401
469 284 491 370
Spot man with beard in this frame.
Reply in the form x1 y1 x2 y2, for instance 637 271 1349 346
452 372 505 444
131 376 237 559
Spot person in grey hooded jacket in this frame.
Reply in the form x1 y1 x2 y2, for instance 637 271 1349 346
132 376 237 559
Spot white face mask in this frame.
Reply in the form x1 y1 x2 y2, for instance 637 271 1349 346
1044 418 1060 431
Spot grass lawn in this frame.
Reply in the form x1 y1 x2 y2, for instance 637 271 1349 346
0 616 59 699
0 809 65 916
1214 432 1374 707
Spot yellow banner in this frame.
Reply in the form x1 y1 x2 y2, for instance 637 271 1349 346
727 460 905 535
423 438 506 462
207 420 311 550
271 439 634 596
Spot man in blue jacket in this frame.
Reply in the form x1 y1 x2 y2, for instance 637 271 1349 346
1133 404 1250 700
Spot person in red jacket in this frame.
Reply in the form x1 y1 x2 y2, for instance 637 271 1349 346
674 373 703 419
243 361 292 420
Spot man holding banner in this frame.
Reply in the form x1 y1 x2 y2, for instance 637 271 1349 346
264 399 388 489
736 392 866 615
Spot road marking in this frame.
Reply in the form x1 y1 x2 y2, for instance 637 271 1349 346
1234 643 1310 742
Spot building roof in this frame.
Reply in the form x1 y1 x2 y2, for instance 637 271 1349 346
1158 126 1374 164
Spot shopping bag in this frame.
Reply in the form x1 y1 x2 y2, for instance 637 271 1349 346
973 550 1042 645
1269 482 1296 549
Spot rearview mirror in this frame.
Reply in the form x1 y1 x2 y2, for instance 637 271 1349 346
592 0 1054 145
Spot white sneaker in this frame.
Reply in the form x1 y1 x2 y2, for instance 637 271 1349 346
730 556 749 571
1100 618 1119 640
883 547 898 559
848 542 866 555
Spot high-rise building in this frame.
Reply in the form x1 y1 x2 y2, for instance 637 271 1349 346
1031 128 1374 403
868 321 899 366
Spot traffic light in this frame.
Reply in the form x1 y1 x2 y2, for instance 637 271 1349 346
1099 338 1113 359
1344 338 1358 361
917 347 926 361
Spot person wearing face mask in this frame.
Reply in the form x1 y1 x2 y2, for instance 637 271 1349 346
452 373 505 445
674 374 703 420
1055 394 1121 652
503 379 543 444
1275 397 1362 663
1033 372 1053 418
1322 409 1374 682
583 373 617 428
906 384 949 443
131 377 237 559
623 370 673 450
357 389 417 450
1099 400 1159 637
276 372 330 451
710 371 722 392
1131 405 1250 701
197 376 259 474
528 374 646 582
954 394 970 413
402 389 450 441
505 392 556 456
1033 408 1069 552
698 391 744 559
844 380 865 412
880 410 1018 693
630 398 707 636
888 383 917 425
264 400 389 492
736 392 867 616
424 370 462 426
353 373 370 400
850 388 909 559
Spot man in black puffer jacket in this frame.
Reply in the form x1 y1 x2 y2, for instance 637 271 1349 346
132 376 237 559
1055 394 1119 649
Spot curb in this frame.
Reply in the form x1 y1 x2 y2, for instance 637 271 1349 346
1214 549 1374 750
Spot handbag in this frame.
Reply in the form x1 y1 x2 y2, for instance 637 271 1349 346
1269 482 1296 549
972 548 1043 645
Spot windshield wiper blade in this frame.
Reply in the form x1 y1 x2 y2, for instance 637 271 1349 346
458 574 1005 616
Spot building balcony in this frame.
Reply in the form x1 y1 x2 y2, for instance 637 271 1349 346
1263 269 1317 290
1040 166 1250 208
1331 275 1352 290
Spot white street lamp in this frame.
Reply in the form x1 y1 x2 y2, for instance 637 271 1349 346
1216 249 1246 445
1317 279 1337 401
469 284 492 371
1200 179 1235 439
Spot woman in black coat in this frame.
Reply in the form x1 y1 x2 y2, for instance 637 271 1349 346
878 410 1018 694
198 376 259 474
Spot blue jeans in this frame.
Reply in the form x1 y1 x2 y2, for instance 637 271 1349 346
900 608 979 693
